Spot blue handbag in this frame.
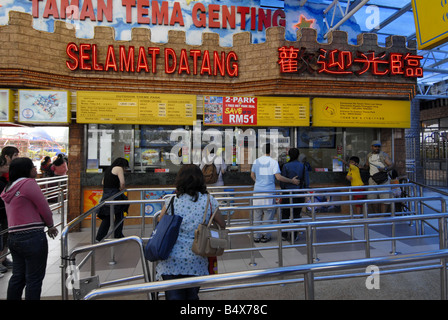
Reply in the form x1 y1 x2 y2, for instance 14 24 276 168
144 196 183 262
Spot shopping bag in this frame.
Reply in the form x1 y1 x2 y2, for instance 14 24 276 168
192 194 229 257
145 197 182 262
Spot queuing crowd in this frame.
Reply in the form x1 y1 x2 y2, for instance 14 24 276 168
0 141 398 300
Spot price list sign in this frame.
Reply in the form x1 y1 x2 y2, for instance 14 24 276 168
257 97 309 127
77 91 196 125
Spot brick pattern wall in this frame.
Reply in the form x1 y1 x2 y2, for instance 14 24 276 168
0 11 419 223
67 123 83 226
0 11 417 98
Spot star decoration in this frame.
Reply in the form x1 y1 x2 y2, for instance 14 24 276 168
294 14 316 29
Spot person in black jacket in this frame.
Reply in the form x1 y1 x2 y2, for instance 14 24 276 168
95 158 130 242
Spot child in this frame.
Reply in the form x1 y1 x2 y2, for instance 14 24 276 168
336 156 366 216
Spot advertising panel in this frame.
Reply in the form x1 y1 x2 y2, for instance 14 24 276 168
312 98 411 128
204 96 309 127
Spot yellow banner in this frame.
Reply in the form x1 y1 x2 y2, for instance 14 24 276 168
0 89 14 123
412 0 448 49
77 91 196 125
257 97 309 127
312 98 410 128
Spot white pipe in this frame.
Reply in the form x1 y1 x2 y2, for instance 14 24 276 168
324 0 370 39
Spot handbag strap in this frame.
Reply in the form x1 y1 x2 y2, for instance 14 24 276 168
202 194 210 223
166 196 175 216
203 194 220 229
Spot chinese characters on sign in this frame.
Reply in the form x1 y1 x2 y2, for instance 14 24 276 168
278 46 423 77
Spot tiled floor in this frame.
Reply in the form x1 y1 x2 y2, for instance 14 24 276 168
0 189 446 300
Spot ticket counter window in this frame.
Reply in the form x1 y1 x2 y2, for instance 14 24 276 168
135 125 189 173
344 128 376 167
86 124 133 172
296 128 376 171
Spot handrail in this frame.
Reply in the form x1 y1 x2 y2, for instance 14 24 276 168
83 248 448 300
67 236 151 300
0 175 68 260
78 212 448 300
59 183 439 300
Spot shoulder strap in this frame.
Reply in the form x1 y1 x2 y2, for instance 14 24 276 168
202 193 210 223
166 196 175 216
202 194 220 227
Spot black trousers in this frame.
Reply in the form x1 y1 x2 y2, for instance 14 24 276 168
281 196 304 239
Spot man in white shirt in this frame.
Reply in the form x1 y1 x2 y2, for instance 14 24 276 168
365 140 394 214
250 143 299 242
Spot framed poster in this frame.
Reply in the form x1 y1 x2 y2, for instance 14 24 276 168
0 89 14 122
18 90 70 124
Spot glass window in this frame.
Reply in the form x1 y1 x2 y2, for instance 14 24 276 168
135 125 190 173
85 124 378 174
297 127 341 171
86 124 133 171
345 128 376 167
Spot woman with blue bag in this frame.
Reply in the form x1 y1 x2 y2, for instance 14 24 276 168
155 164 226 300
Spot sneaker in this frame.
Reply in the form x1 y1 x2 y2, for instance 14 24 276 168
0 264 7 273
2 259 12 269
260 236 270 243
254 238 261 243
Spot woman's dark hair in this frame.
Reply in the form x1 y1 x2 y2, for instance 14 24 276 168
8 157 34 184
0 156 7 167
111 157 129 168
42 156 51 164
174 164 207 201
53 154 65 166
288 148 300 162
1 146 19 159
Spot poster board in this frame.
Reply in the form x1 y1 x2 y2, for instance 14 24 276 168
77 91 196 125
18 90 71 124
312 98 411 128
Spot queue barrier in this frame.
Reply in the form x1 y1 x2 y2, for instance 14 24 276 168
82 243 448 300
60 182 447 300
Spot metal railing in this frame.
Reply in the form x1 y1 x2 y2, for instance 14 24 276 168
60 183 447 300
0 175 68 260
83 247 448 300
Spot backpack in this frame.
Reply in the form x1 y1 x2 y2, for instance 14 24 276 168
202 163 219 184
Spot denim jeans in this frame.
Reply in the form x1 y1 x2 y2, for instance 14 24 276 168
162 275 200 300
7 230 48 300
